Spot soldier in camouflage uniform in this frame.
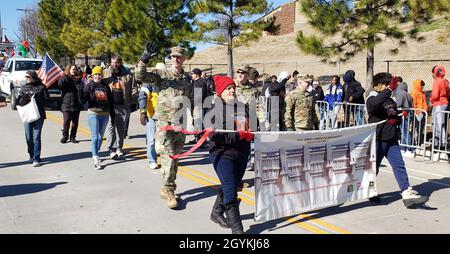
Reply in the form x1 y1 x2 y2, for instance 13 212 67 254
285 76 319 131
135 43 193 209
235 65 260 131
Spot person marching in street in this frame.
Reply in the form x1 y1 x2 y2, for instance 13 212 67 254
17 71 49 167
208 75 253 234
79 66 115 170
430 65 450 150
342 70 366 127
410 79 429 148
324 75 343 129
285 76 319 131
103 56 135 159
138 75 159 170
135 43 193 210
58 64 84 144
366 72 429 208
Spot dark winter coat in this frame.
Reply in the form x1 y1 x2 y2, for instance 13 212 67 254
18 80 49 119
59 75 84 112
343 70 366 104
366 89 401 142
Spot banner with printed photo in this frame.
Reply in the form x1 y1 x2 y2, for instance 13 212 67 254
254 123 379 222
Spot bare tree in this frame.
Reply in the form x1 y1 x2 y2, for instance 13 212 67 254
17 6 41 58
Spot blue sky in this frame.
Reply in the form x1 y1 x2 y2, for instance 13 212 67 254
1 0 290 49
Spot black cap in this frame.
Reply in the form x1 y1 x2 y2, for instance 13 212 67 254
191 68 202 75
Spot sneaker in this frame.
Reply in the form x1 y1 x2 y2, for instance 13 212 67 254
60 137 68 144
402 151 415 158
94 161 103 170
110 151 118 160
149 162 159 169
401 187 429 208
116 148 124 158
32 161 41 167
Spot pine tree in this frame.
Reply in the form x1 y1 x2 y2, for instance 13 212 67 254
296 0 449 91
59 0 112 65
105 0 197 64
35 0 73 59
191 0 271 77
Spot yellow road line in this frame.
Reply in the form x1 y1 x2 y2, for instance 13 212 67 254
46 112 349 234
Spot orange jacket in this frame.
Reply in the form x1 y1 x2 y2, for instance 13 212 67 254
430 76 450 107
411 80 429 113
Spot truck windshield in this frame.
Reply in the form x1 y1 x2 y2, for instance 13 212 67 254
15 61 42 71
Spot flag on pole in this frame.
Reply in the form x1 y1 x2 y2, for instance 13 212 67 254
37 53 64 87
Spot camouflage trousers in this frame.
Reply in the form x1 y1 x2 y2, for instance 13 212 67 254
155 121 186 191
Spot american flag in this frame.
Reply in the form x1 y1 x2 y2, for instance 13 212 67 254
37 53 64 87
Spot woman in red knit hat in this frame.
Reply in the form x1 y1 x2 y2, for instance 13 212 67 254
207 75 253 234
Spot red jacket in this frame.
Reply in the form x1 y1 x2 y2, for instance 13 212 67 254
430 77 450 107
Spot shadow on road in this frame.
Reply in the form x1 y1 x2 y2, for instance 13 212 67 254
0 152 93 169
0 182 68 198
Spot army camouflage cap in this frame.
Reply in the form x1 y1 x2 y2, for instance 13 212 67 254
247 67 259 80
170 46 187 57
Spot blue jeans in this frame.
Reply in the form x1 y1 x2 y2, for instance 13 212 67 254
376 141 410 192
401 117 414 152
88 114 109 157
354 106 366 126
209 154 248 205
24 118 44 162
146 118 157 164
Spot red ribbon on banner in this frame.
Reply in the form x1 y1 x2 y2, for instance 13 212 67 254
158 126 215 160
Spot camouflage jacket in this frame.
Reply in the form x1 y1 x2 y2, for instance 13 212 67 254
284 88 318 130
235 80 259 105
135 61 193 123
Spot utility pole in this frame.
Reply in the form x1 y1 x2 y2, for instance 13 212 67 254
16 8 35 41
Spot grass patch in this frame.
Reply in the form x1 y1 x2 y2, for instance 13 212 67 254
418 19 450 33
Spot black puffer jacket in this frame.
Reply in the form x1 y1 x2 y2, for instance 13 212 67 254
343 70 365 104
18 80 49 119
59 76 84 112
366 89 401 142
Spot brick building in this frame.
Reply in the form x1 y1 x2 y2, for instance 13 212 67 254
259 0 310 36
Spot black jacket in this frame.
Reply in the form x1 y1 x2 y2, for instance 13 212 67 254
366 89 401 142
79 80 115 119
18 80 49 119
193 78 212 103
208 99 251 161
311 86 325 103
59 76 84 112
343 70 365 104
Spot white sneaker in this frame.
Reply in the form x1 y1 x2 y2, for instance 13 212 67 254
116 148 124 157
401 187 429 208
94 156 103 170
32 161 41 167
402 151 415 158
148 162 159 169
110 151 118 159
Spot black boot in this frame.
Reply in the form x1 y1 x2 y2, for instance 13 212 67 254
225 199 244 234
210 190 229 228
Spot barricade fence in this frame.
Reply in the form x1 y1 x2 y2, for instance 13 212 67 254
431 110 450 162
314 102 449 162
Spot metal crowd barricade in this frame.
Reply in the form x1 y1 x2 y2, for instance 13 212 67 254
333 102 367 129
431 110 450 162
315 101 330 130
398 108 430 161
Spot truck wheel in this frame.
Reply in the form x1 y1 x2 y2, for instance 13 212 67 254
10 89 17 110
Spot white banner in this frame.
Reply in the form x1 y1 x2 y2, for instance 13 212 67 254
254 123 379 222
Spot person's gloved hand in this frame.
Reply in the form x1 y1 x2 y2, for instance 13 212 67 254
402 111 408 118
140 113 147 126
238 130 254 141
244 130 254 141
389 76 399 91
140 42 158 64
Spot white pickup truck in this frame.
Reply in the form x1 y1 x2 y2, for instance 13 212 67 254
0 57 43 110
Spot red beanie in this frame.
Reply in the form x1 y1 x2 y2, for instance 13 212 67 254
213 75 235 97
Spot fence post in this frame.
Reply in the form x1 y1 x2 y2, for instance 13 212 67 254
386 61 390 73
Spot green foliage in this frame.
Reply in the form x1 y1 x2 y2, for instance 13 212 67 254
59 0 111 58
36 0 74 59
105 0 197 63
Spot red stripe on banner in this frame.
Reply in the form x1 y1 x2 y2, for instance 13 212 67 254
157 126 215 160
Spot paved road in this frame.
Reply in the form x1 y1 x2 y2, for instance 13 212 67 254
1 107 449 234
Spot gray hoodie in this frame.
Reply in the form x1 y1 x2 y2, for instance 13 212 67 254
393 82 413 109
